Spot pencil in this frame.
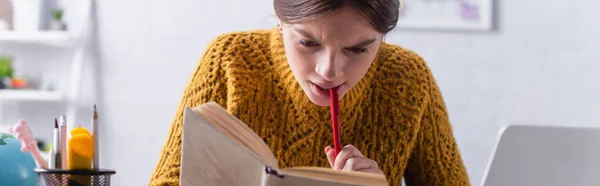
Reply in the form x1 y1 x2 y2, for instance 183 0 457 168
52 119 60 169
92 104 99 170
329 88 341 158
59 115 67 169
48 147 55 169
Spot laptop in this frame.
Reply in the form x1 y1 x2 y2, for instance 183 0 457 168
480 125 600 186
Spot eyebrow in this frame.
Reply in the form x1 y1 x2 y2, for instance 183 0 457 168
293 27 377 48
352 38 377 48
294 27 318 41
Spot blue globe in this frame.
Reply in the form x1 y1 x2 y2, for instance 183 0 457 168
0 133 37 186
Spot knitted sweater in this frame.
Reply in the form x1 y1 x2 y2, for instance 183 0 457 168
149 27 470 186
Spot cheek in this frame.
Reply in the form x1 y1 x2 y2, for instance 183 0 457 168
346 55 376 82
283 41 316 75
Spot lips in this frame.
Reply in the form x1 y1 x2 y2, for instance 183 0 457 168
316 84 335 90
310 81 343 98
313 82 342 90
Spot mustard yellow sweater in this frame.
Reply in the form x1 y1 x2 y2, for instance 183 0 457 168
149 27 470 186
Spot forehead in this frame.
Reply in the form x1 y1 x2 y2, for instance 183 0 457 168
291 6 381 42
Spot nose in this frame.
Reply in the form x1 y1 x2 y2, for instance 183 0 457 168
315 52 344 81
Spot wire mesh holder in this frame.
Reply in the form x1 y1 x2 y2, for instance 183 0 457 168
34 168 116 186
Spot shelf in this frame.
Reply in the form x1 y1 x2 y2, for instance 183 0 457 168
0 31 75 47
0 89 63 102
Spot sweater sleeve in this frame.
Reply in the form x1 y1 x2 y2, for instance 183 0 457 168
402 60 471 186
148 35 230 186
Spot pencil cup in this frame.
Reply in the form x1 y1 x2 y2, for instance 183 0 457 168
33 168 116 186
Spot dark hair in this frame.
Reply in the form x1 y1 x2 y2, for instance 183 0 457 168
274 0 400 34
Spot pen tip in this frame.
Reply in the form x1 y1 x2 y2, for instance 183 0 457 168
93 104 98 119
54 118 58 128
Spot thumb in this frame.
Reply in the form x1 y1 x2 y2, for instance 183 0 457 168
324 146 335 168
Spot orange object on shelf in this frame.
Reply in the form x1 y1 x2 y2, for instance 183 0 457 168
11 78 27 88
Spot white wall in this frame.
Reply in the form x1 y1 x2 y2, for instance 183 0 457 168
13 0 597 185
392 0 600 183
92 1 277 185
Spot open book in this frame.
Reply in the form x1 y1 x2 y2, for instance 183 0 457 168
179 102 389 186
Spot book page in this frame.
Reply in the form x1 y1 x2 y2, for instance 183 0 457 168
262 173 362 186
180 107 266 186
192 106 260 161
280 167 388 186
194 102 279 168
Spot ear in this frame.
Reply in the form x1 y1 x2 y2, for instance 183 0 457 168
278 22 282 33
399 0 404 12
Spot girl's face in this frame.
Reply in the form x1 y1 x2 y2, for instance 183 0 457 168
280 6 383 106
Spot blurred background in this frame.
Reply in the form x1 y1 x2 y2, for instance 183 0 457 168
1 0 599 185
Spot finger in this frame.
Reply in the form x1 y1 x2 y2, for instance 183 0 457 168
355 159 383 174
334 144 364 170
342 157 374 171
324 146 332 153
324 146 335 168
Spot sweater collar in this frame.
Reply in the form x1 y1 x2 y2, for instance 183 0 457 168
267 27 379 113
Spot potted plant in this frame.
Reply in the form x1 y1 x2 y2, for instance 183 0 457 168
0 56 14 89
50 9 66 31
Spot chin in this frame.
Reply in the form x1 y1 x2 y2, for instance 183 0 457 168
299 85 331 106
307 96 331 107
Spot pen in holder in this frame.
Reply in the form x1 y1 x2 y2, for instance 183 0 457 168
34 168 116 186
34 105 111 185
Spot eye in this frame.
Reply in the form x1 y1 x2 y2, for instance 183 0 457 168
298 40 321 47
347 47 368 54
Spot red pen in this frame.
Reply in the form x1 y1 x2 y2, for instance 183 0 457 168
329 87 341 158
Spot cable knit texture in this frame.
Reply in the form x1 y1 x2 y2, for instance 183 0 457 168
148 27 470 186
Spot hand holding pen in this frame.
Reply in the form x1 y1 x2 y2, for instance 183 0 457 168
324 88 384 175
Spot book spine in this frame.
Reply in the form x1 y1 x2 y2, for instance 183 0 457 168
261 168 278 186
